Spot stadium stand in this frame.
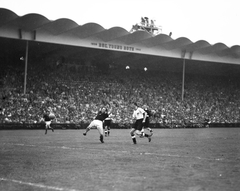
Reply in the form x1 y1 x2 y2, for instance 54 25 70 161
1 58 240 129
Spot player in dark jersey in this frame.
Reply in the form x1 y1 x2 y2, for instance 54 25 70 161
142 105 153 135
203 118 210 128
104 112 113 137
83 107 110 143
43 110 54 135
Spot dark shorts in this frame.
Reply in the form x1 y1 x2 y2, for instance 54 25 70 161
133 118 144 131
104 120 111 128
143 117 150 128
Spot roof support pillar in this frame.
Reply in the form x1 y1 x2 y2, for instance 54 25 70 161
23 41 29 95
181 58 186 101
181 50 186 101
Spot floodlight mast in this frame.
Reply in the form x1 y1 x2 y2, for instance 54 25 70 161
129 17 162 36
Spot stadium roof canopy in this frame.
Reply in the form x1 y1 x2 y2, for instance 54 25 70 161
0 8 240 71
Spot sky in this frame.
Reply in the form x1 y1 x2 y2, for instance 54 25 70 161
1 0 240 47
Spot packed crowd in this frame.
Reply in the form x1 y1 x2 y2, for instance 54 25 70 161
1 61 240 127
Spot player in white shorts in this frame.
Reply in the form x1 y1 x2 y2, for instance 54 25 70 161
83 107 111 143
43 110 54 134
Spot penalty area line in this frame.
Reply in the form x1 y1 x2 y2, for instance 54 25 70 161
0 178 80 191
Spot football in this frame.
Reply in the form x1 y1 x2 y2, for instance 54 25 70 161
49 113 55 119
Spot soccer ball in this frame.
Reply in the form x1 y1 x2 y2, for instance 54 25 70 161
49 113 55 119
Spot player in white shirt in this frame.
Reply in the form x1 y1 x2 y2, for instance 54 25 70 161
130 103 152 144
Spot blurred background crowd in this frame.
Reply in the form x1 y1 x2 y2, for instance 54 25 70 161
1 59 240 127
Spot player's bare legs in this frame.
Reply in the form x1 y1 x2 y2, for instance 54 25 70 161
130 128 137 144
97 125 104 143
141 128 153 142
104 126 110 137
83 126 90 136
50 124 54 132
45 121 53 134
147 127 153 135
83 124 104 143
83 107 110 143
104 127 108 137
45 125 48 135
99 134 104 143
144 131 152 142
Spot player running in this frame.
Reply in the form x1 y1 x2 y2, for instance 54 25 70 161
142 105 153 135
83 107 111 143
104 112 113 137
43 109 54 134
130 103 152 144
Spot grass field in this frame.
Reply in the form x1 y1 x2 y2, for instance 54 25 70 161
0 128 240 191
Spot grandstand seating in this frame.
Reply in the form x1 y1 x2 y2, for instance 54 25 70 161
1 60 240 127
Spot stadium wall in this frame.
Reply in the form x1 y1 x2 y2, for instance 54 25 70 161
0 122 240 130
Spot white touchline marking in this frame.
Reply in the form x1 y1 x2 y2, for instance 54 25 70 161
2 143 224 161
0 178 80 191
2 143 86 150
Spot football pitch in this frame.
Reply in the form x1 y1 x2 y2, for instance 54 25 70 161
0 128 240 191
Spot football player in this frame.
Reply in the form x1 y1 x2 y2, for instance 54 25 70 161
142 105 153 136
83 107 111 143
104 111 113 137
43 109 54 134
130 103 152 144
